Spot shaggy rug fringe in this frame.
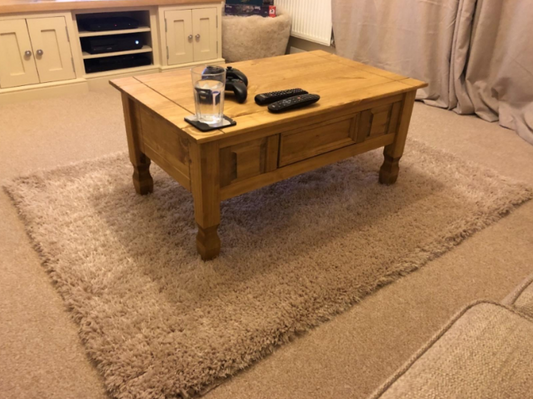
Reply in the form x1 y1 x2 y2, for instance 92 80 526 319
4 139 532 398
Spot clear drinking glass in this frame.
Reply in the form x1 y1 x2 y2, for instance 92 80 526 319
191 65 226 125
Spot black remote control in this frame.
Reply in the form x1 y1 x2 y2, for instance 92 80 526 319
255 88 309 105
268 94 320 113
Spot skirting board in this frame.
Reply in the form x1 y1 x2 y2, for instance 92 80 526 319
159 58 226 71
86 66 161 91
0 80 88 105
290 47 306 54
288 37 335 54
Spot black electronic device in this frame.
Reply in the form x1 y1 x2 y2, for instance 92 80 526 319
199 65 248 103
84 54 151 73
78 17 139 32
225 66 248 103
226 78 248 103
268 94 320 113
255 88 309 105
226 66 248 85
81 34 144 54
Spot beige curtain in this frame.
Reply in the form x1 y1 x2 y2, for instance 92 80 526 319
332 0 533 145
453 0 533 144
332 0 462 108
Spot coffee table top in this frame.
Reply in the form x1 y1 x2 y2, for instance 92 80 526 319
111 50 427 144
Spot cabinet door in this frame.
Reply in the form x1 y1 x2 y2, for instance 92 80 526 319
0 19 40 89
165 10 194 66
192 8 218 62
26 17 75 83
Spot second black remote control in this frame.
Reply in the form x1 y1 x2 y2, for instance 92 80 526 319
268 94 320 113
255 88 309 105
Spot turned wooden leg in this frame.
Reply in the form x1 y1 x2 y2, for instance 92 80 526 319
379 153 401 185
190 140 221 261
132 154 153 195
196 225 221 261
378 91 417 185
121 92 153 195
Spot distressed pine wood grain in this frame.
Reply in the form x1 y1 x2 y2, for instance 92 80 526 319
121 92 153 195
113 51 427 259
113 51 426 144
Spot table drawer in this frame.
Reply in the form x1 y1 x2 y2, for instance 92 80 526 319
219 135 279 187
278 100 402 167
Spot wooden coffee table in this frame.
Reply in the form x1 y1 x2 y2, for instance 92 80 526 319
111 51 426 260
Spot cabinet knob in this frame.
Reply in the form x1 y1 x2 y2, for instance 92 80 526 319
25 50 32 57
188 34 193 41
195 34 201 40
36 49 43 56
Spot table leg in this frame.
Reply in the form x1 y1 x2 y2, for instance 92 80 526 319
190 140 221 260
379 153 401 185
121 92 153 195
379 91 417 185
132 154 153 195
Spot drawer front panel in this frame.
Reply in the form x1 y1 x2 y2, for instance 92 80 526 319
220 135 279 187
279 100 403 167
279 117 356 167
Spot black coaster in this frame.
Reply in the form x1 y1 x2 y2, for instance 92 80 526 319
184 115 237 132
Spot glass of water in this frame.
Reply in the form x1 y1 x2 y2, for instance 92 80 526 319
191 65 226 125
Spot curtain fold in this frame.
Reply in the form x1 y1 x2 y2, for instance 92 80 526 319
448 0 476 111
332 0 533 145
453 0 533 144
332 0 461 108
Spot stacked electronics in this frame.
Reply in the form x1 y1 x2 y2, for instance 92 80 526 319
224 0 276 17
78 15 152 74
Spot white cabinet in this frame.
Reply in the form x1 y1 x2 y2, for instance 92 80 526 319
191 8 218 62
163 7 219 66
0 16 75 89
0 19 40 88
0 3 224 102
165 10 194 65
26 17 76 83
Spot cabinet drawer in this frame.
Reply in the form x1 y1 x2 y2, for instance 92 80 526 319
220 135 279 187
278 100 402 167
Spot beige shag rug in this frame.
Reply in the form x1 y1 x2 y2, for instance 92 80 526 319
4 139 532 399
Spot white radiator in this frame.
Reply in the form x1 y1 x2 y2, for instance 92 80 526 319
275 0 332 46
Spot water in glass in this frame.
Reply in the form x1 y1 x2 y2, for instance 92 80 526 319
193 79 225 125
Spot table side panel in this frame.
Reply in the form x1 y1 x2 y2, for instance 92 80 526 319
219 135 279 188
138 104 191 191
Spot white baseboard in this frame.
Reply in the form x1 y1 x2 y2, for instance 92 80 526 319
0 80 89 105
290 46 306 54
288 37 335 54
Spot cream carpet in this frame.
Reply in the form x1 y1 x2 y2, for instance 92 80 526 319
4 137 531 399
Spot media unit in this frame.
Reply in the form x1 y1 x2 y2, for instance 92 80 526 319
0 0 224 104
